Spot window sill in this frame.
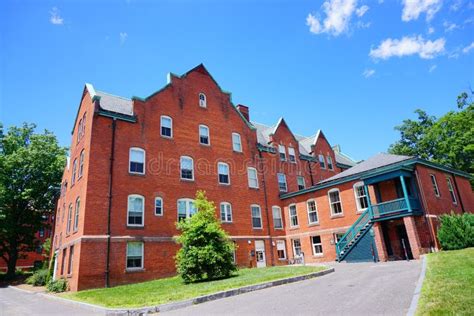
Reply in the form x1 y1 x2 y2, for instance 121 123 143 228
66 274 73 279
218 183 231 187
312 254 324 258
278 258 287 261
248 187 259 190
129 172 145 177
252 227 263 230
154 213 163 217
160 135 173 140
221 221 233 224
356 209 367 214
233 150 243 154
126 268 145 273
126 225 145 230
199 143 211 147
274 227 284 230
289 226 300 230
308 223 320 227
330 214 344 219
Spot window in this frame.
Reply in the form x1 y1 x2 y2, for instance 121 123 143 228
334 233 344 244
177 198 196 221
307 200 318 224
129 148 145 174
180 156 194 180
232 133 242 152
161 116 173 138
77 119 82 143
277 173 287 192
318 154 326 169
220 202 232 223
311 236 323 255
247 167 258 188
61 248 66 275
127 195 144 226
66 204 73 234
155 197 163 216
67 246 74 274
289 204 298 227
71 159 77 185
251 205 262 229
78 150 85 179
288 147 296 163
297 176 305 190
278 145 286 161
126 242 143 269
218 162 230 185
446 177 457 204
292 239 302 256
199 93 207 108
199 125 210 145
81 113 86 137
328 189 343 216
430 174 440 197
272 206 283 229
327 156 334 170
73 198 80 232
277 240 286 260
353 182 369 212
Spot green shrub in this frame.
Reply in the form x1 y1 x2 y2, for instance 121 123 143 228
175 191 237 283
25 268 49 286
438 213 474 250
46 278 68 293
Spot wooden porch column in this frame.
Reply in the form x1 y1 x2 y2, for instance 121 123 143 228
363 184 373 218
372 222 388 262
403 216 422 259
400 175 412 212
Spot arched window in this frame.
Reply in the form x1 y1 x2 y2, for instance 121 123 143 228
78 150 85 179
353 182 369 212
73 197 80 232
129 147 145 175
199 93 207 108
328 188 343 216
66 204 73 233
177 198 196 221
155 197 163 216
220 202 232 223
161 115 173 138
128 195 144 227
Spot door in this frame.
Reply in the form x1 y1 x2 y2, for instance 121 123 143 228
255 240 266 268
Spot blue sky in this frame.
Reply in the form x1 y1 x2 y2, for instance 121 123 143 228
1 0 473 161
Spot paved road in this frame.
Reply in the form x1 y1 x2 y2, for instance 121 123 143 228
0 286 104 316
163 260 422 316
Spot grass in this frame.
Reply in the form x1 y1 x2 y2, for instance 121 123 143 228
417 247 474 316
63 265 325 308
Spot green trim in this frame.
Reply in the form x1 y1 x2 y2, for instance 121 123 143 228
336 162 354 169
300 154 316 162
131 83 171 102
411 158 472 179
257 143 276 153
97 109 137 123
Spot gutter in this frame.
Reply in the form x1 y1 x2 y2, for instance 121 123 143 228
105 118 117 287
258 149 275 266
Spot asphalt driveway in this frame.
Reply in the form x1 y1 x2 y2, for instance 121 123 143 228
162 260 422 316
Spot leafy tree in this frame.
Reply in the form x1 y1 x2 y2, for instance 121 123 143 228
175 191 236 283
389 91 474 185
0 123 66 278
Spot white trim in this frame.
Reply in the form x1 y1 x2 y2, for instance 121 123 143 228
154 197 163 216
272 206 283 230
251 204 263 229
328 188 344 216
73 197 80 232
327 155 334 170
218 162 230 185
292 238 302 256
289 204 299 228
278 144 286 161
277 173 287 193
126 241 144 270
288 147 296 163
297 176 306 190
318 154 326 169
160 115 173 138
127 194 145 227
306 199 319 225
311 235 323 256
129 147 146 175
180 156 194 181
232 132 242 152
276 240 287 260
430 174 440 197
66 203 73 234
446 177 457 204
177 198 196 220
247 167 259 188
353 181 368 213
220 202 233 223
199 124 210 146
78 150 85 179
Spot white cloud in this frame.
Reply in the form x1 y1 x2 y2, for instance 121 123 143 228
369 35 446 60
402 0 442 22
428 26 435 34
49 7 64 25
120 32 128 45
356 5 369 17
462 42 474 54
443 21 459 32
450 0 463 11
378 0 384 3
362 69 375 78
357 21 371 28
429 64 437 72
306 0 358 36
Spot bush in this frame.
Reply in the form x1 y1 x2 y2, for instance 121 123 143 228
46 278 68 293
175 191 237 283
26 268 49 286
438 213 474 250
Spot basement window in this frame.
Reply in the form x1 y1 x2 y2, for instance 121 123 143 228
311 236 323 255
126 242 144 269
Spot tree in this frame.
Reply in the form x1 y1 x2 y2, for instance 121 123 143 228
389 91 474 185
0 123 66 278
175 191 236 283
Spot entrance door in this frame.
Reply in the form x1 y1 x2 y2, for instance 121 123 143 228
255 240 266 268
397 224 413 260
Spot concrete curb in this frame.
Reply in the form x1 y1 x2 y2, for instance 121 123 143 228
407 255 427 316
26 267 335 316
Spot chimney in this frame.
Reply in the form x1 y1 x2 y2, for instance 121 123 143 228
236 104 250 121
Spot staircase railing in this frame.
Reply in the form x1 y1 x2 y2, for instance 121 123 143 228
336 208 371 261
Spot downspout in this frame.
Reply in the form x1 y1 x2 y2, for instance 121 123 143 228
258 149 275 266
451 174 465 213
105 118 117 288
307 160 315 186
414 168 436 251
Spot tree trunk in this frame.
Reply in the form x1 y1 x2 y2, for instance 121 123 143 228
6 247 18 279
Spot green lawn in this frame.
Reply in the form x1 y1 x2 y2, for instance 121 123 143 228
63 265 325 308
417 247 474 316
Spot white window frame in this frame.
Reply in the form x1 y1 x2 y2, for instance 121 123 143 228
129 147 146 175
289 204 298 227
307 199 319 225
232 132 242 152
430 174 440 197
353 182 369 213
272 206 283 229
199 124 210 146
327 156 334 170
277 173 287 192
276 240 287 260
71 159 77 185
127 194 145 227
66 203 73 234
446 177 457 204
155 197 163 216
247 167 259 188
292 239 302 256
177 198 196 221
318 154 326 169
251 204 262 229
73 198 80 232
288 147 296 163
126 241 144 270
278 145 286 161
78 150 85 179
220 202 233 223
297 176 306 190
328 188 344 216
311 235 323 256
218 162 230 185
160 115 173 138
199 93 207 108
180 156 194 181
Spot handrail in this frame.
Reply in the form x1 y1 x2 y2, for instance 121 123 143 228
372 197 405 207
336 208 371 259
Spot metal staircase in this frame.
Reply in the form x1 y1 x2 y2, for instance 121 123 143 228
336 208 373 262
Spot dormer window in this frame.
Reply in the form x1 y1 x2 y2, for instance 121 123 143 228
278 145 286 161
199 93 207 108
288 147 296 163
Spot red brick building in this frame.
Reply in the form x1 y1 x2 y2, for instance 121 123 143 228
52 64 473 291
